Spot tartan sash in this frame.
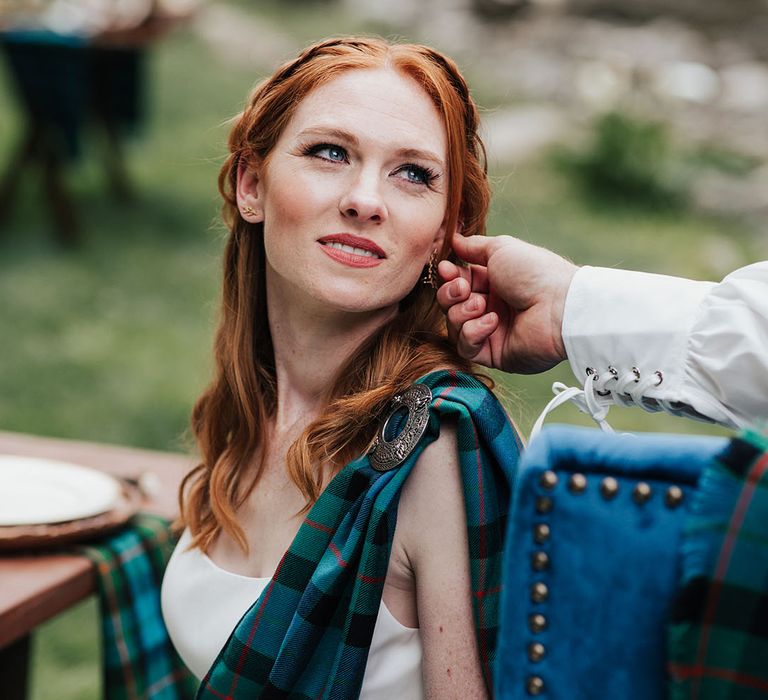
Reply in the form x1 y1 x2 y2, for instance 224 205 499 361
81 514 198 700
668 427 768 699
197 369 522 699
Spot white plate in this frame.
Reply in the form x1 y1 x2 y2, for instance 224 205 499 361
0 455 122 526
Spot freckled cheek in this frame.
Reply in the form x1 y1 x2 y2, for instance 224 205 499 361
396 204 446 256
263 174 337 229
393 219 444 290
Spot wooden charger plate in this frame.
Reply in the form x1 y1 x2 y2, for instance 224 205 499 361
0 481 144 552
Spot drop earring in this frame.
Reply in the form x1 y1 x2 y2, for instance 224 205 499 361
422 250 438 289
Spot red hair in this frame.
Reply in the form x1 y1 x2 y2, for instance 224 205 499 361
180 37 491 553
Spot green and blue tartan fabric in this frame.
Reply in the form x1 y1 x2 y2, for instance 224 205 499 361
81 513 198 700
668 427 768 699
197 369 522 700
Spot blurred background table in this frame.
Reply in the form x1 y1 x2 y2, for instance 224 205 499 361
0 1 197 245
0 431 193 700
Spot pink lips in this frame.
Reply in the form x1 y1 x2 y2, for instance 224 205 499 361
317 234 386 268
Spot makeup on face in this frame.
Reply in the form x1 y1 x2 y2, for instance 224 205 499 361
241 68 449 316
317 234 386 268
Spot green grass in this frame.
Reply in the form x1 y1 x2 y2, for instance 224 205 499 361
0 7 763 698
30 600 101 700
0 27 241 451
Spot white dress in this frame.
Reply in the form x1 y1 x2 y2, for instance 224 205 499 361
161 529 425 700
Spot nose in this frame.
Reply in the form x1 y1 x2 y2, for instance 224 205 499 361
339 172 388 224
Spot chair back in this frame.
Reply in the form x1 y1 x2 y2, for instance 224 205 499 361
495 425 727 699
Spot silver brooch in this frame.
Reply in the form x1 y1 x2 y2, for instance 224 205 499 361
369 383 432 472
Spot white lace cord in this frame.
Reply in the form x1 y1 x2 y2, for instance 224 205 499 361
613 369 663 410
530 377 615 441
529 367 670 441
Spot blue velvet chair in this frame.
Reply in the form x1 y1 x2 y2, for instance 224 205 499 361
494 425 728 699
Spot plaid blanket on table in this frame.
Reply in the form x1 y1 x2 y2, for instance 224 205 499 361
197 369 522 700
82 514 198 700
668 427 768 699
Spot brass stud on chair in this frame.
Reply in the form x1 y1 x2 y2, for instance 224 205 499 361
527 641 546 663
600 476 619 499
533 523 550 544
531 582 549 603
665 485 684 508
529 613 547 633
536 496 553 514
633 482 652 504
526 676 545 695
540 470 558 490
531 551 550 571
568 473 587 493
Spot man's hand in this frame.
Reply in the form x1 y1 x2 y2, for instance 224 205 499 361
437 235 577 374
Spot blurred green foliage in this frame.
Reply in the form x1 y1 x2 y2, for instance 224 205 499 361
0 10 763 700
560 111 686 208
559 111 762 211
688 144 762 176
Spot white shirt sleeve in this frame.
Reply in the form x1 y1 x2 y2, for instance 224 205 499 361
561 262 768 429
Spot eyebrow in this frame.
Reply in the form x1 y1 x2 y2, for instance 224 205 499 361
295 127 445 169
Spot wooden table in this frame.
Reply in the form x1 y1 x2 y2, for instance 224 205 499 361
0 431 194 699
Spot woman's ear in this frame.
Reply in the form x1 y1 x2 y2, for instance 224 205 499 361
432 216 453 257
236 159 265 223
439 218 465 258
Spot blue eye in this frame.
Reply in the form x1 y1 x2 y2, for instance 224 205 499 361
404 166 428 184
320 145 346 161
396 164 437 187
304 143 348 163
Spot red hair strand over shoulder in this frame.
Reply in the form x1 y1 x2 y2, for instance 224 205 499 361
179 36 492 554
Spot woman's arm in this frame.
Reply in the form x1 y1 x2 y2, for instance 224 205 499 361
397 420 489 700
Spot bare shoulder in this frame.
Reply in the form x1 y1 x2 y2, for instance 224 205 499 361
397 417 489 698
397 417 464 559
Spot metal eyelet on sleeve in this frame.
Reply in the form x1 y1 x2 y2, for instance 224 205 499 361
530 365 668 440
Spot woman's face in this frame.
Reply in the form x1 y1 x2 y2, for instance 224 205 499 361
237 68 449 317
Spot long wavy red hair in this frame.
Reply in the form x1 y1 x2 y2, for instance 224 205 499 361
180 37 491 553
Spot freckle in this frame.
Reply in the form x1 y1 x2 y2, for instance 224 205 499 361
447 668 452 677
439 625 444 633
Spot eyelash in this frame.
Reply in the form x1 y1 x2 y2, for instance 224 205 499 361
299 142 439 188
302 142 347 163
400 163 438 188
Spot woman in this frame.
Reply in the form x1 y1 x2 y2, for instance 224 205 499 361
161 37 521 699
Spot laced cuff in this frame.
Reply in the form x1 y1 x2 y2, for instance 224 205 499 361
529 366 711 440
